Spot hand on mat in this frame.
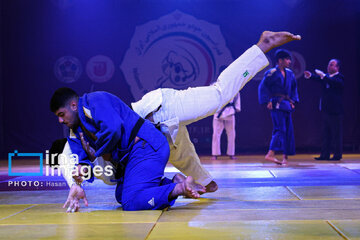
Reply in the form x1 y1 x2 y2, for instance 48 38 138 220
63 184 88 213
79 132 96 161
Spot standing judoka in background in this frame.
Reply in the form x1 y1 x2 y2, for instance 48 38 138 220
50 88 205 212
211 92 241 160
258 49 299 165
304 59 344 160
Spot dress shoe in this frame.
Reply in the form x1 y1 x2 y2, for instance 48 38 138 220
330 156 341 161
314 157 330 160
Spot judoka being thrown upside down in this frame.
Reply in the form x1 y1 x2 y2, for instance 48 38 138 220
50 31 301 212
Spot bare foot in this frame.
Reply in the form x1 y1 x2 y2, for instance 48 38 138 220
282 154 288 166
184 176 206 197
211 156 217 160
172 173 186 183
205 181 218 193
265 153 282 165
169 176 206 199
257 31 301 53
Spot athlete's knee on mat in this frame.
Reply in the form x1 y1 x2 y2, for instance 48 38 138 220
121 192 154 211
121 191 140 211
121 201 143 211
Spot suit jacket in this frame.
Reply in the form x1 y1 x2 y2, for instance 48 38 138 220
309 72 344 115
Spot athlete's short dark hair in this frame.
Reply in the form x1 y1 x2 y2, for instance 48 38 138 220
50 87 79 112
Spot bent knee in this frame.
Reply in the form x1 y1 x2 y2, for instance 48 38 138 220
121 191 149 211
121 202 139 211
121 198 151 211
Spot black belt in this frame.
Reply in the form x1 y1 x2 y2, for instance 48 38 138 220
272 94 294 104
217 102 236 118
114 117 144 180
128 117 144 147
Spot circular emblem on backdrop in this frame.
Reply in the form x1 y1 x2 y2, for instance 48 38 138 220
54 56 82 83
86 55 115 83
290 51 306 79
120 10 233 100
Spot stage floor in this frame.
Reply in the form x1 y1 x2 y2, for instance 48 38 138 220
1 154 360 239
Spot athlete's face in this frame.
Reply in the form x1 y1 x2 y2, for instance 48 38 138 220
278 57 292 68
55 101 79 129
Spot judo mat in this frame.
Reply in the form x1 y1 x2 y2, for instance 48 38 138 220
1 154 360 239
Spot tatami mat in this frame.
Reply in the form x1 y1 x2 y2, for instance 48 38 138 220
1 154 360 239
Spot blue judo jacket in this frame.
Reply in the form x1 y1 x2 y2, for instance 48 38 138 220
67 91 165 181
258 66 299 111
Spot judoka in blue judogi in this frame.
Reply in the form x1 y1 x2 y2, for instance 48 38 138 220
50 88 203 211
258 49 299 165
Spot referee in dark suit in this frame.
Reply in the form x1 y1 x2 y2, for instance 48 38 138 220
304 59 344 160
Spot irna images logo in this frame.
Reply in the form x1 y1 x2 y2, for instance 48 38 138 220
8 150 114 180
8 150 43 176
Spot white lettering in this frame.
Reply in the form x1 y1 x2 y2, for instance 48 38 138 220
45 150 50 165
47 166 62 177
57 153 67 165
93 165 103 177
51 153 58 165
104 165 114 177
70 154 79 165
80 165 91 180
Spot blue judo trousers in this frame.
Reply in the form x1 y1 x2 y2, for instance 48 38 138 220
258 66 299 155
68 91 176 210
269 109 296 155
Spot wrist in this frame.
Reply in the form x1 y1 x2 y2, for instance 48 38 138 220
71 176 83 186
71 181 82 188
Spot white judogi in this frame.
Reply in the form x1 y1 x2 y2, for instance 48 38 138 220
212 93 241 156
61 45 269 187
132 45 268 185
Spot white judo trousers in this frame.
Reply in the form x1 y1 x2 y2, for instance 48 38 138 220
61 45 269 187
212 115 236 156
212 93 241 156
133 45 268 186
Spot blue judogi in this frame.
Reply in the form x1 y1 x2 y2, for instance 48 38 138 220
67 91 176 210
258 67 299 155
